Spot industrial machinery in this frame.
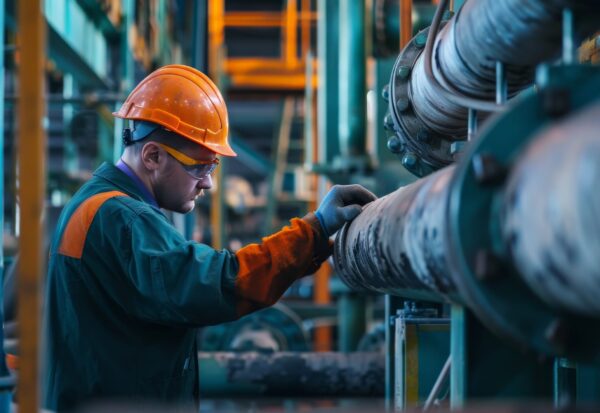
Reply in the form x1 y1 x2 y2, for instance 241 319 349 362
333 0 600 409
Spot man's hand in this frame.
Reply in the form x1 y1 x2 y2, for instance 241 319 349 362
315 184 377 236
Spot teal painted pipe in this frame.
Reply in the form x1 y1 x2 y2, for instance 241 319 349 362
317 0 340 164
338 0 366 158
338 293 367 352
371 0 436 57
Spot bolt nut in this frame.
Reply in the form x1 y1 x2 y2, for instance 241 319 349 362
474 249 504 281
472 153 507 185
401 152 418 168
383 114 394 130
397 66 411 80
414 33 427 48
396 97 410 112
381 85 390 101
387 136 405 154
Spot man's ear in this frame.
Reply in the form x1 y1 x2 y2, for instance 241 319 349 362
140 142 162 171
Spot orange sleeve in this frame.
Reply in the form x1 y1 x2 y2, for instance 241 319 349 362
234 213 333 316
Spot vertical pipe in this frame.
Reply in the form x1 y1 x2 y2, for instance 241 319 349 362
210 45 227 249
562 8 574 65
121 0 135 93
317 0 340 163
188 0 208 241
339 0 366 158
554 358 577 409
264 97 294 235
394 311 404 410
208 0 225 80
193 0 208 71
338 293 367 352
17 1 46 411
210 160 226 249
285 0 298 68
495 61 507 104
385 295 402 409
304 51 315 168
301 0 311 63
467 108 477 141
313 263 333 351
450 305 466 409
400 0 413 49
115 0 135 162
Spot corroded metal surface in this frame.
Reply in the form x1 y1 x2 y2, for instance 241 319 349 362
411 0 600 137
502 102 600 316
388 0 600 173
334 167 455 295
198 352 384 396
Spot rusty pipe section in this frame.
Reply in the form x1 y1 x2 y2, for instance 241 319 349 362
502 102 600 316
410 0 600 138
334 167 456 296
198 351 384 397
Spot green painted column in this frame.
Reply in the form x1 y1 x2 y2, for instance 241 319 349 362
114 0 135 162
451 304 553 408
554 358 577 409
450 305 467 409
338 0 366 159
338 293 367 352
317 0 340 164
121 0 135 93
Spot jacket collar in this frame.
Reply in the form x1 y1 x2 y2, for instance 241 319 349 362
93 162 161 211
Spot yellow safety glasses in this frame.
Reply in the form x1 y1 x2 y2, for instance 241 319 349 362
156 142 219 179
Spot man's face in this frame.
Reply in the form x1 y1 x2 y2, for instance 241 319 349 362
151 141 216 214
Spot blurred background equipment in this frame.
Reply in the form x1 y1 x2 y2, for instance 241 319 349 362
3 0 600 412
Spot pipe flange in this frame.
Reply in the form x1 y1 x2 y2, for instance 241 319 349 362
446 65 600 361
387 24 454 178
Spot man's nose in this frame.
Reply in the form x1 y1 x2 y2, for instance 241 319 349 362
196 174 212 190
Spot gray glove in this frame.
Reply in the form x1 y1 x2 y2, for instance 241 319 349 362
315 184 377 236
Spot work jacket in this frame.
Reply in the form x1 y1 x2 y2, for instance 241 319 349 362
43 162 331 411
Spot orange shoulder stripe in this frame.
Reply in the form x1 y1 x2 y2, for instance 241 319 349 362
58 191 129 259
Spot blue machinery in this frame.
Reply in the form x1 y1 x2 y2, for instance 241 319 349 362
333 0 600 409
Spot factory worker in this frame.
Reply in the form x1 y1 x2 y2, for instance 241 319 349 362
43 64 376 411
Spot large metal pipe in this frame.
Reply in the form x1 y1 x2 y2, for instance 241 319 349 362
502 101 600 316
334 166 456 296
413 0 600 137
198 352 384 397
388 0 600 174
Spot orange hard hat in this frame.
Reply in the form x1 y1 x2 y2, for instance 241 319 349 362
113 64 236 157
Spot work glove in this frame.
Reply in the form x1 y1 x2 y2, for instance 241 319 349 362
315 184 377 237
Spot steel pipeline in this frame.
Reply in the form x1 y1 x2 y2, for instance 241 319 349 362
334 166 456 296
407 0 600 138
502 101 600 316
